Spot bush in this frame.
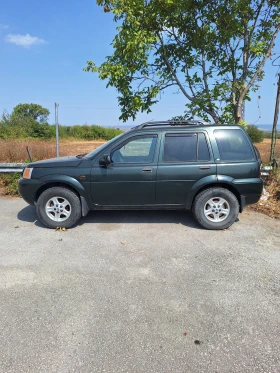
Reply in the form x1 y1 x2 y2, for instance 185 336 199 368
263 131 280 139
0 108 122 141
0 173 21 195
246 125 264 143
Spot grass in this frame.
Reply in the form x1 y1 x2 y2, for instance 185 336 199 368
249 170 280 219
254 138 280 164
0 138 106 163
0 172 21 196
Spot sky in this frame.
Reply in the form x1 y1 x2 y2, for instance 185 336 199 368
0 0 280 128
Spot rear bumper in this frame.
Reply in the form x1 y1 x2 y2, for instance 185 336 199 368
233 178 263 211
18 178 45 205
240 193 262 212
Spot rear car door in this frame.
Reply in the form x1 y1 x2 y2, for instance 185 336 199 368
156 131 217 206
213 128 263 203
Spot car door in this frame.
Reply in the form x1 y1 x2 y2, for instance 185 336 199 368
156 131 217 205
90 134 159 206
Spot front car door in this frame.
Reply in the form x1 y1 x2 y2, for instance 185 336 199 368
156 131 217 206
90 134 159 206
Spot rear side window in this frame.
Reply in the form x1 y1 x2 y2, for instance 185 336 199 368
214 129 255 161
163 133 210 162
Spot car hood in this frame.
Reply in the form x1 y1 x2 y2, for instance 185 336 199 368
29 156 83 168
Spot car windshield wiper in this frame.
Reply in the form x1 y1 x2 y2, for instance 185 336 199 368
76 153 87 158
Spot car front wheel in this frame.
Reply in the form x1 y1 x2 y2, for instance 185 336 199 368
192 187 239 230
36 187 82 229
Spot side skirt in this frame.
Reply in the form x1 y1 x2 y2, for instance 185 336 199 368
91 204 186 211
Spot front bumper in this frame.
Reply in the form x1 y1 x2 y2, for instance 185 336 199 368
18 178 45 205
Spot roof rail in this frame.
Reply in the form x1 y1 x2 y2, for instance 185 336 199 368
133 120 211 129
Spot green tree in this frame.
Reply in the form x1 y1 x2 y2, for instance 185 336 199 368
246 124 264 143
85 0 280 124
12 103 50 123
0 111 32 138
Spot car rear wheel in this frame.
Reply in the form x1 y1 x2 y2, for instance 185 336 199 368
36 187 82 229
192 187 239 230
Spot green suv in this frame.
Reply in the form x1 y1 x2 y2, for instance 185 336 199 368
19 121 263 230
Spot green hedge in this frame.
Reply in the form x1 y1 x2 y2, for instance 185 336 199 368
0 115 122 140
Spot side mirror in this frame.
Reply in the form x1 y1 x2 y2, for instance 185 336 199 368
99 154 111 167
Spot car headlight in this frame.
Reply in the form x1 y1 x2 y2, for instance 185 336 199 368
23 168 33 179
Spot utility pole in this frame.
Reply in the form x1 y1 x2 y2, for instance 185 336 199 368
55 103 59 157
270 74 280 163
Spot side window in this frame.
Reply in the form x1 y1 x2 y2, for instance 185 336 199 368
198 133 210 161
214 129 255 161
111 136 157 163
163 133 210 162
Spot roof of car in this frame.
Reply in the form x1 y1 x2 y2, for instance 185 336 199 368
131 121 239 131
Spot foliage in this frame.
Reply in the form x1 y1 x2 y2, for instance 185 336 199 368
0 173 21 196
263 131 280 139
246 124 264 143
12 103 50 123
85 0 280 124
0 104 122 140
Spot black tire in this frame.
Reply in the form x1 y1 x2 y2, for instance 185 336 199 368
36 187 82 229
192 187 239 230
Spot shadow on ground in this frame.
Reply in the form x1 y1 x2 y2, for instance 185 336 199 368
17 205 201 229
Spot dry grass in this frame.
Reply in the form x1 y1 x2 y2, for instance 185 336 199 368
254 138 280 164
0 139 106 163
249 172 280 219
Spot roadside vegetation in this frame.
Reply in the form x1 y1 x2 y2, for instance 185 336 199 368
0 104 122 141
0 173 21 196
249 170 280 219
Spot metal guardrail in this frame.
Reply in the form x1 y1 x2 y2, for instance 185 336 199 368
0 163 26 174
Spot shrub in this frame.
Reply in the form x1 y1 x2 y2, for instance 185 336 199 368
0 173 21 195
246 125 264 143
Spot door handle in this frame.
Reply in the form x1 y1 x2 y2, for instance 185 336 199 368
199 166 211 170
142 168 152 172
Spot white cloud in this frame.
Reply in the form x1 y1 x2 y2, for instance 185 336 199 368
5 33 46 48
0 24 9 30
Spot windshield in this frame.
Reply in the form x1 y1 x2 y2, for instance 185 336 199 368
85 133 124 158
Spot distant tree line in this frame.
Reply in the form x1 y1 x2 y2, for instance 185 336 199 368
0 103 123 140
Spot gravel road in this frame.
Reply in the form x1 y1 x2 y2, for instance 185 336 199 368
0 197 280 373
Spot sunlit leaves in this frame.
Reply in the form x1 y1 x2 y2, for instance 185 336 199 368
86 0 280 123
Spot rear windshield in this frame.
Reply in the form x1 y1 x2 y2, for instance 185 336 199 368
214 129 255 161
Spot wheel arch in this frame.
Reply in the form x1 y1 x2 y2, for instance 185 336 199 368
34 182 80 203
188 183 242 212
34 181 90 217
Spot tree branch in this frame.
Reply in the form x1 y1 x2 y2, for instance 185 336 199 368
158 33 194 102
237 25 280 117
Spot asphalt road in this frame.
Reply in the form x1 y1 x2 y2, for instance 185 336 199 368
0 197 280 373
